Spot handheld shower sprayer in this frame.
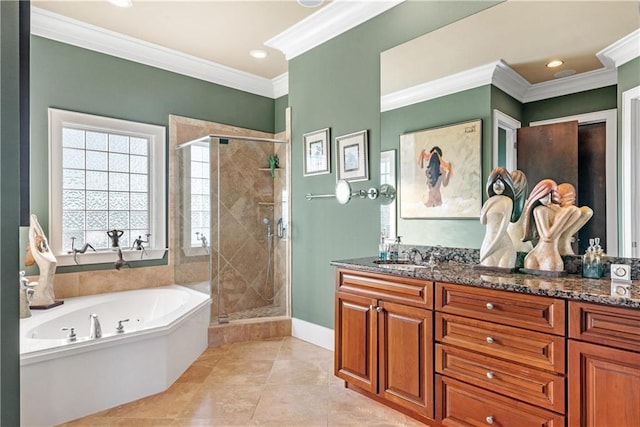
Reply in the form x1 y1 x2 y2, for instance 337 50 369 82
262 217 272 238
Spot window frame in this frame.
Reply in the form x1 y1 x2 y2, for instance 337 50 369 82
48 108 167 267
181 140 211 257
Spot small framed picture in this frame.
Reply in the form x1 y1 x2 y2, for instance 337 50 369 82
303 128 330 176
336 130 368 182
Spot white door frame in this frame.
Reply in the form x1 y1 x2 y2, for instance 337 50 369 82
492 109 521 171
530 109 618 256
622 86 640 258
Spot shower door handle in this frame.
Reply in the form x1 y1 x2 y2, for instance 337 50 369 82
277 218 285 238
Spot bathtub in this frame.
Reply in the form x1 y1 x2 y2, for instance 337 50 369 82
20 285 211 426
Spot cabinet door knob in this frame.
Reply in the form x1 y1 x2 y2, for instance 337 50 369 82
486 415 494 424
369 305 376 311
486 336 494 344
486 302 494 310
486 371 494 379
376 306 383 312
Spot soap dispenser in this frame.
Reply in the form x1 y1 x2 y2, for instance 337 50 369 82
389 236 401 260
378 233 388 261
582 237 604 278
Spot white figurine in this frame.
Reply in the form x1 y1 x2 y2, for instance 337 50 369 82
28 214 57 306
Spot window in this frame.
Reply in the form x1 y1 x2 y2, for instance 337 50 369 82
380 150 396 239
182 141 210 256
49 109 166 266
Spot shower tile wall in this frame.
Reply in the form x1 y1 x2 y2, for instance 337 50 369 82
170 115 288 322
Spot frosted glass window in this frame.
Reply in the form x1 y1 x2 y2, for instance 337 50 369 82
109 153 130 173
86 131 107 151
58 125 151 252
86 150 108 171
63 128 84 149
50 108 166 266
189 143 210 247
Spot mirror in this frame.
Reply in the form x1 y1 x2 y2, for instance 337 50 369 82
335 179 397 206
380 1 640 255
335 180 352 205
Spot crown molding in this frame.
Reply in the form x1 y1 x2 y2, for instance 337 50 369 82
272 73 289 99
598 29 640 68
30 7 282 98
383 58 621 112
522 66 617 103
266 0 404 60
491 60 529 102
381 61 498 112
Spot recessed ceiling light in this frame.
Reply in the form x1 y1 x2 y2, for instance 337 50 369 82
546 60 564 68
298 0 324 7
108 0 133 7
250 50 269 59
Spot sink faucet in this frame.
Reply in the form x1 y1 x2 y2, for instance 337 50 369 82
89 314 102 339
407 248 428 263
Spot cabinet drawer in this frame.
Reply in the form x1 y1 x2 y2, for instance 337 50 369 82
569 301 640 352
337 269 432 309
436 344 565 413
436 313 566 373
436 282 566 335
437 376 565 427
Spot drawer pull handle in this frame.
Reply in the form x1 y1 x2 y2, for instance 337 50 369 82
486 371 494 379
486 416 494 424
486 336 494 344
486 302 494 310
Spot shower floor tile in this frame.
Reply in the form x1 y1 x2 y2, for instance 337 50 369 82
57 337 425 427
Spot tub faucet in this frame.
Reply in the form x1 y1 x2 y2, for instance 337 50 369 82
89 314 102 339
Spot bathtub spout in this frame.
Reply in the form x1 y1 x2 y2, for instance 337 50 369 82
89 314 102 339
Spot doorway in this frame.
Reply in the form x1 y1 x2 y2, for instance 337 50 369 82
523 110 618 255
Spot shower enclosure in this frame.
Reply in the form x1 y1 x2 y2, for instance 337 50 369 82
170 116 290 325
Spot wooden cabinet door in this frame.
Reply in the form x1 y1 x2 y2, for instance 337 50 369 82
334 291 377 393
568 340 640 427
378 300 434 418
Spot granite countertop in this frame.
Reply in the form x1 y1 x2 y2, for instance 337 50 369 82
331 257 640 309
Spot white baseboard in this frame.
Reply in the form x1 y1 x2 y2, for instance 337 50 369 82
291 317 334 351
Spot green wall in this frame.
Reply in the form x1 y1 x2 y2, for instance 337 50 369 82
381 86 493 248
618 57 640 94
275 95 288 134
522 86 617 125
0 1 22 424
491 85 523 122
28 36 277 271
288 1 500 329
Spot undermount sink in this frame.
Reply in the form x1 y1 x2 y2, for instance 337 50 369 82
374 260 436 271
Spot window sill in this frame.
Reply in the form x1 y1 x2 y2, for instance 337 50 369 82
55 248 168 267
182 247 210 257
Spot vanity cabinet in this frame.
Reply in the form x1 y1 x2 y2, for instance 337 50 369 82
334 269 434 421
568 301 640 427
434 282 566 425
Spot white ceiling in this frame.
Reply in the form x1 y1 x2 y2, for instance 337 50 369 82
32 1 640 98
382 1 640 95
32 0 331 80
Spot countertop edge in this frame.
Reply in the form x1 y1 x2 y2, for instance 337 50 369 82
332 258 640 309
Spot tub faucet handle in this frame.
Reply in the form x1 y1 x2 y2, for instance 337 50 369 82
61 327 77 342
116 318 130 334
89 314 102 339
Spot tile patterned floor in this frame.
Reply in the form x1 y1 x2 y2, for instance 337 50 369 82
59 337 425 426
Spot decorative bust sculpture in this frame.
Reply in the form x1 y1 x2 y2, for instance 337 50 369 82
478 167 516 271
557 183 593 255
521 179 582 274
506 170 533 253
28 214 58 307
